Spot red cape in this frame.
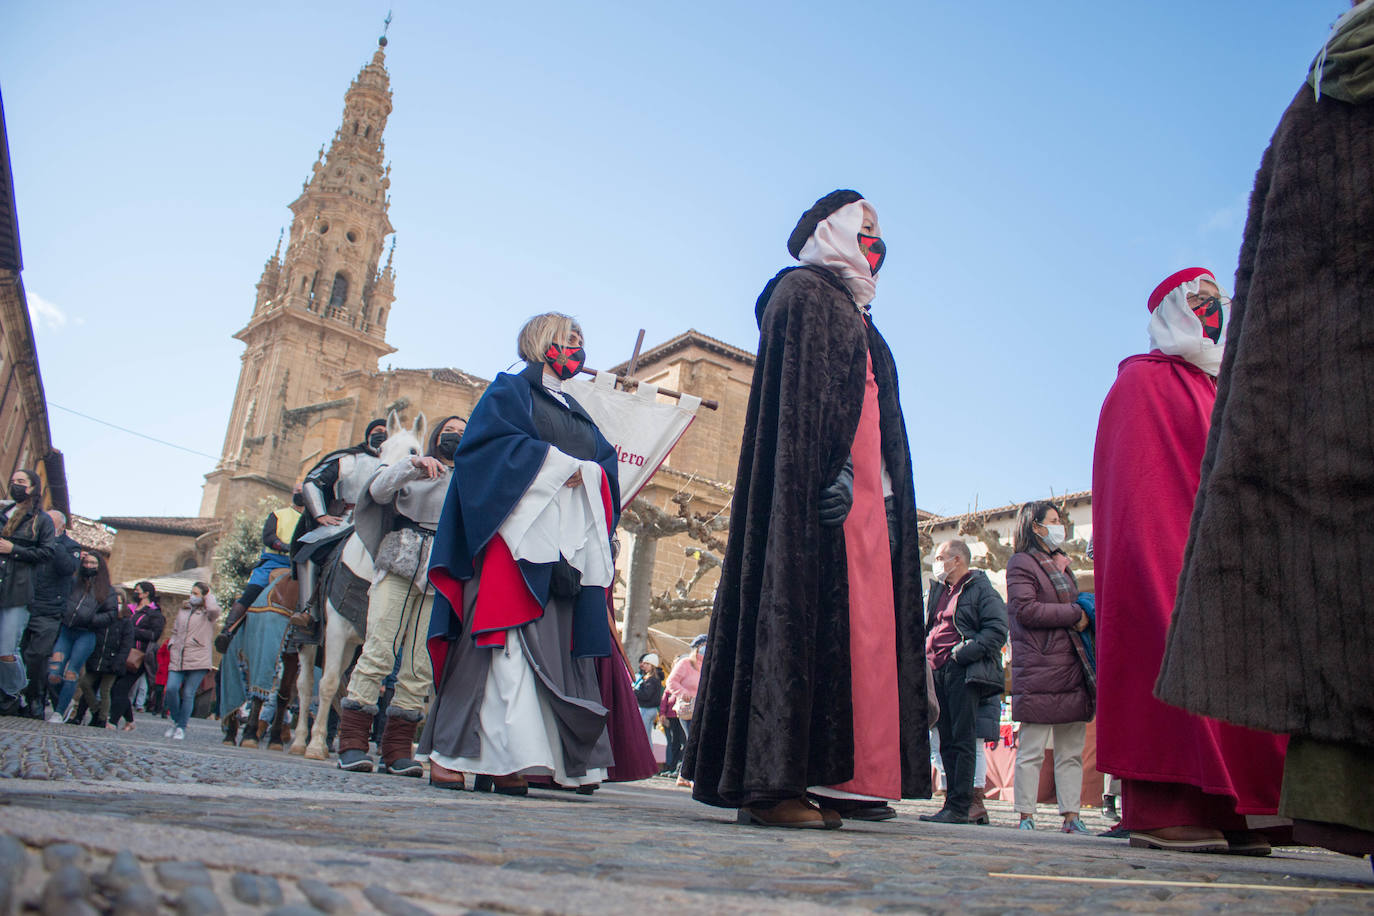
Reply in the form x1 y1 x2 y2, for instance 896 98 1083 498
1092 353 1285 812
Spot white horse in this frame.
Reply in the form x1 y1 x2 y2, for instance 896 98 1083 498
291 410 427 760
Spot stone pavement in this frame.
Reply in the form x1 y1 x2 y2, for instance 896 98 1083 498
0 715 1370 914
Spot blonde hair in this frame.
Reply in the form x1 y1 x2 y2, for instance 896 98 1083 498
517 312 583 365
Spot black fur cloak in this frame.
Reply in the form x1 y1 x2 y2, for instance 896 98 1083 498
683 264 931 807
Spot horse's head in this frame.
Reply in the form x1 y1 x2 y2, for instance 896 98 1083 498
379 409 427 466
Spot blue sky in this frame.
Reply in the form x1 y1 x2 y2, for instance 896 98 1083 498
0 2 1341 519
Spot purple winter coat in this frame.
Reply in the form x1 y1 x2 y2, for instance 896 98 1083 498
1006 552 1094 725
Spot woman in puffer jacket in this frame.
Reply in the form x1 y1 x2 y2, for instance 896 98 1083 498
163 582 219 740
47 551 119 722
1006 500 1095 836
75 605 134 727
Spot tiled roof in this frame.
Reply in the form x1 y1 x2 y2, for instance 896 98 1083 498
609 329 756 374
925 489 1092 525
99 516 223 537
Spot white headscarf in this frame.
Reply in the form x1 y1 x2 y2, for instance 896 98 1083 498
1147 273 1229 377
797 200 879 308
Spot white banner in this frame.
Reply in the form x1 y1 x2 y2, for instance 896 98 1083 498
564 371 701 509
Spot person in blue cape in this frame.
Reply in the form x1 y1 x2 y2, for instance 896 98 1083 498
419 312 622 795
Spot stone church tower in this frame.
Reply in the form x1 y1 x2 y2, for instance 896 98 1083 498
200 37 398 522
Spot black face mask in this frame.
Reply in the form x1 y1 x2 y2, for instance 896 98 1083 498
292 492 305 508
435 432 462 461
367 433 387 452
9 484 28 502
80 566 98 579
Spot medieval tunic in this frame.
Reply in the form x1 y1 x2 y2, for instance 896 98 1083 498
1157 57 1374 849
1093 352 1285 829
421 364 623 785
683 265 929 808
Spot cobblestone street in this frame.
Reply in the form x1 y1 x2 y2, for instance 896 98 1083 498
1 715 1370 914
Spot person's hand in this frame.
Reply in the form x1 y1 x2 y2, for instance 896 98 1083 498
1074 610 1090 632
565 469 583 488
818 458 854 527
410 456 443 479
0 538 12 555
317 515 343 526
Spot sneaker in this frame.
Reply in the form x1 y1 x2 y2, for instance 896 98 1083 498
164 725 176 738
1061 817 1090 835
172 728 185 740
46 712 65 724
1019 818 1036 830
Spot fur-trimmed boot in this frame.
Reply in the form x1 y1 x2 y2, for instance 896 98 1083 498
378 711 423 777
335 701 376 772
266 693 290 751
239 697 263 748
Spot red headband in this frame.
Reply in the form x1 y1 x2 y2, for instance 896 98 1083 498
1148 267 1214 313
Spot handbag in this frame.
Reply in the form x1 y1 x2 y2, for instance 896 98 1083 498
673 693 695 721
125 647 146 672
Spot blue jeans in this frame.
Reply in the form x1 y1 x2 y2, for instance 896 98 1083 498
0 605 29 699
639 705 657 743
49 625 98 715
165 669 207 729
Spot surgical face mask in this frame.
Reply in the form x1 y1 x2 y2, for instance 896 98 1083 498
367 432 387 452
1040 524 1066 549
189 595 204 606
80 565 98 579
930 559 947 581
9 483 28 502
435 432 462 461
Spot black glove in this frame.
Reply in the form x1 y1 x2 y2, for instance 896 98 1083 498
818 457 854 528
952 640 980 666
214 630 233 654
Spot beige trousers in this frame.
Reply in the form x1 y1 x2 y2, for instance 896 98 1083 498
1013 721 1087 816
345 572 434 713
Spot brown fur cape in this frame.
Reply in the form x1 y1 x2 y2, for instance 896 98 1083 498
683 265 931 807
1157 86 1374 746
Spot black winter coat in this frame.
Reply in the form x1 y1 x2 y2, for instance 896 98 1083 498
89 615 135 674
923 569 1008 698
30 534 79 619
61 581 119 633
0 504 56 608
129 604 165 652
633 671 664 710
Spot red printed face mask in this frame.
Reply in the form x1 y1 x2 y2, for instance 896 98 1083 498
857 233 886 275
1191 296 1224 344
544 343 585 380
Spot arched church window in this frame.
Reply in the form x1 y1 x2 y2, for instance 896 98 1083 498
329 273 349 312
353 122 360 135
364 125 371 139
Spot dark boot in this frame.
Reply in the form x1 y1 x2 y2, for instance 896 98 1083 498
378 715 422 777
335 705 375 772
1102 794 1119 821
239 698 263 748
214 602 248 653
222 709 240 746
266 694 290 750
968 787 990 825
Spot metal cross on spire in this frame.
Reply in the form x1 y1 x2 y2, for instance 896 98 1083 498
379 11 392 47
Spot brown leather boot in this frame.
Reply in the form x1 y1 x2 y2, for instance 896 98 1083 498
968 787 990 825
378 716 421 777
335 706 375 772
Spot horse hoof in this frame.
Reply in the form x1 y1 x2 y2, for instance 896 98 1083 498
288 745 306 756
304 748 328 761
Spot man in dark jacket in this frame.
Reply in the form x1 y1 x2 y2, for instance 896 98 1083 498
20 510 79 718
922 539 1008 825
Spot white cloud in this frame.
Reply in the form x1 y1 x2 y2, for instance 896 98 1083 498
27 292 82 332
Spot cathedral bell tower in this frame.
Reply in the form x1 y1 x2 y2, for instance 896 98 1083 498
201 33 399 521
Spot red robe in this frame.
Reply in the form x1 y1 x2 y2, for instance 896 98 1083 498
1093 353 1285 814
